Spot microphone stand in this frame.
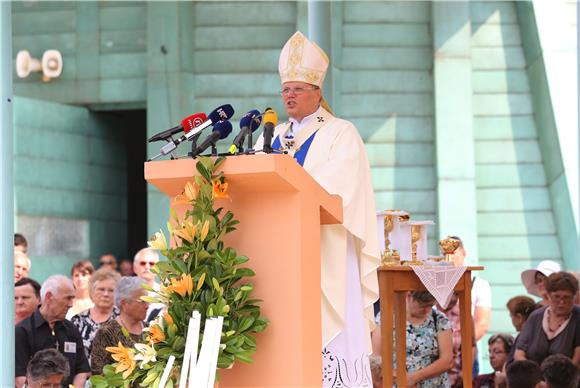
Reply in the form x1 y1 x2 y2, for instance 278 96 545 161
245 130 255 155
211 143 218 156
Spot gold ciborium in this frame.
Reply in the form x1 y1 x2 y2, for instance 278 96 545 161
381 215 400 266
406 225 423 266
439 236 461 264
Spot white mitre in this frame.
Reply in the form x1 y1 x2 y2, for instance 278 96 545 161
278 31 329 87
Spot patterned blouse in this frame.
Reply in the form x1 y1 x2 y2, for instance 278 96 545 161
71 306 120 362
377 309 452 388
90 319 143 376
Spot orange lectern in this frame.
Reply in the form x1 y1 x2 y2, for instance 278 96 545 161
145 154 343 388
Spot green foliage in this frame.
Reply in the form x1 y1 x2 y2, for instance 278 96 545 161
90 156 268 387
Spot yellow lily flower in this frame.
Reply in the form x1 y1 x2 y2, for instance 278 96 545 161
172 181 197 205
147 230 167 251
134 343 157 369
200 220 210 241
212 179 229 199
147 324 166 344
106 341 136 379
167 274 193 297
173 220 197 243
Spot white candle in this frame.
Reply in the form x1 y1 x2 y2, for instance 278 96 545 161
158 355 175 388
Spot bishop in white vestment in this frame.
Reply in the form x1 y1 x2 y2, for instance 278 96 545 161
255 31 381 388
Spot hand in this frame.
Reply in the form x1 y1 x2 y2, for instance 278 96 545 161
406 371 419 388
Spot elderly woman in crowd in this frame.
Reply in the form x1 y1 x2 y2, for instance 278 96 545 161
90 276 149 375
25 348 70 388
473 333 514 388
66 259 95 319
515 271 580 367
520 260 561 307
372 291 453 387
71 268 121 361
14 277 41 325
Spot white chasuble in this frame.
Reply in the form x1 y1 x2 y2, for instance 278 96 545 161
255 107 381 387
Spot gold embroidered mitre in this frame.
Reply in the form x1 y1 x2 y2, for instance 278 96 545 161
279 31 329 87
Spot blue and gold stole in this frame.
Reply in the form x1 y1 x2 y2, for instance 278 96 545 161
271 109 334 166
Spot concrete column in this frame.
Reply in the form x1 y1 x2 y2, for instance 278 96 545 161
432 3 480 263
0 1 14 385
308 0 333 109
146 2 194 238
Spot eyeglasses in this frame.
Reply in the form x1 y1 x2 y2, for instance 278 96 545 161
489 350 507 356
279 86 319 96
550 293 574 303
100 260 114 265
138 261 156 267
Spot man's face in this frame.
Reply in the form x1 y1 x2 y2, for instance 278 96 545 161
14 254 30 283
281 81 322 121
119 261 134 276
46 284 75 321
27 373 64 388
15 283 40 319
99 254 117 270
133 252 158 283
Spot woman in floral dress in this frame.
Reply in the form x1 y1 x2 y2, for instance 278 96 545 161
372 291 453 387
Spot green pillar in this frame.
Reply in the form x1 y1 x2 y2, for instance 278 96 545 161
308 0 333 109
0 1 14 385
146 1 194 239
432 3 480 263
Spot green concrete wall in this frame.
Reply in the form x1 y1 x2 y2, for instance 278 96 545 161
13 97 128 282
12 1 146 108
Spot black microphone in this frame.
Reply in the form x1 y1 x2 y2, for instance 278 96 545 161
148 112 208 142
151 104 235 160
262 108 277 154
192 120 233 157
228 109 262 154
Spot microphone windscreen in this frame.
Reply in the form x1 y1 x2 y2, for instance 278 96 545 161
214 120 233 139
181 113 208 133
208 104 235 123
239 109 261 130
263 108 278 126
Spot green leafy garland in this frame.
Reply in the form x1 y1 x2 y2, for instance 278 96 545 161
90 156 268 388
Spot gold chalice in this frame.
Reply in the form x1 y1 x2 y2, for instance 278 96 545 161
381 215 400 266
406 225 423 266
439 237 461 264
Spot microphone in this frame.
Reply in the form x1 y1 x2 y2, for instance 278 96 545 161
262 108 277 154
148 113 207 142
152 104 235 160
192 120 233 157
228 109 262 154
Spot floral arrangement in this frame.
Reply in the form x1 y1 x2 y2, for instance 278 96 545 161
90 156 268 388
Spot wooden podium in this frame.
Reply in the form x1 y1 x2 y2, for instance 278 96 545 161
145 154 343 387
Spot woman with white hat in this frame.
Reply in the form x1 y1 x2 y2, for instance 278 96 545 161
521 260 562 306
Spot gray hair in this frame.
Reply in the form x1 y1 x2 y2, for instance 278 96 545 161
133 247 159 263
115 276 147 306
26 348 70 383
40 275 73 303
14 251 31 269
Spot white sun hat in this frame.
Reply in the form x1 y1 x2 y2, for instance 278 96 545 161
521 260 561 297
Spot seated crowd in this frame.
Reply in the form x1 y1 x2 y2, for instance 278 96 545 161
12 232 580 387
